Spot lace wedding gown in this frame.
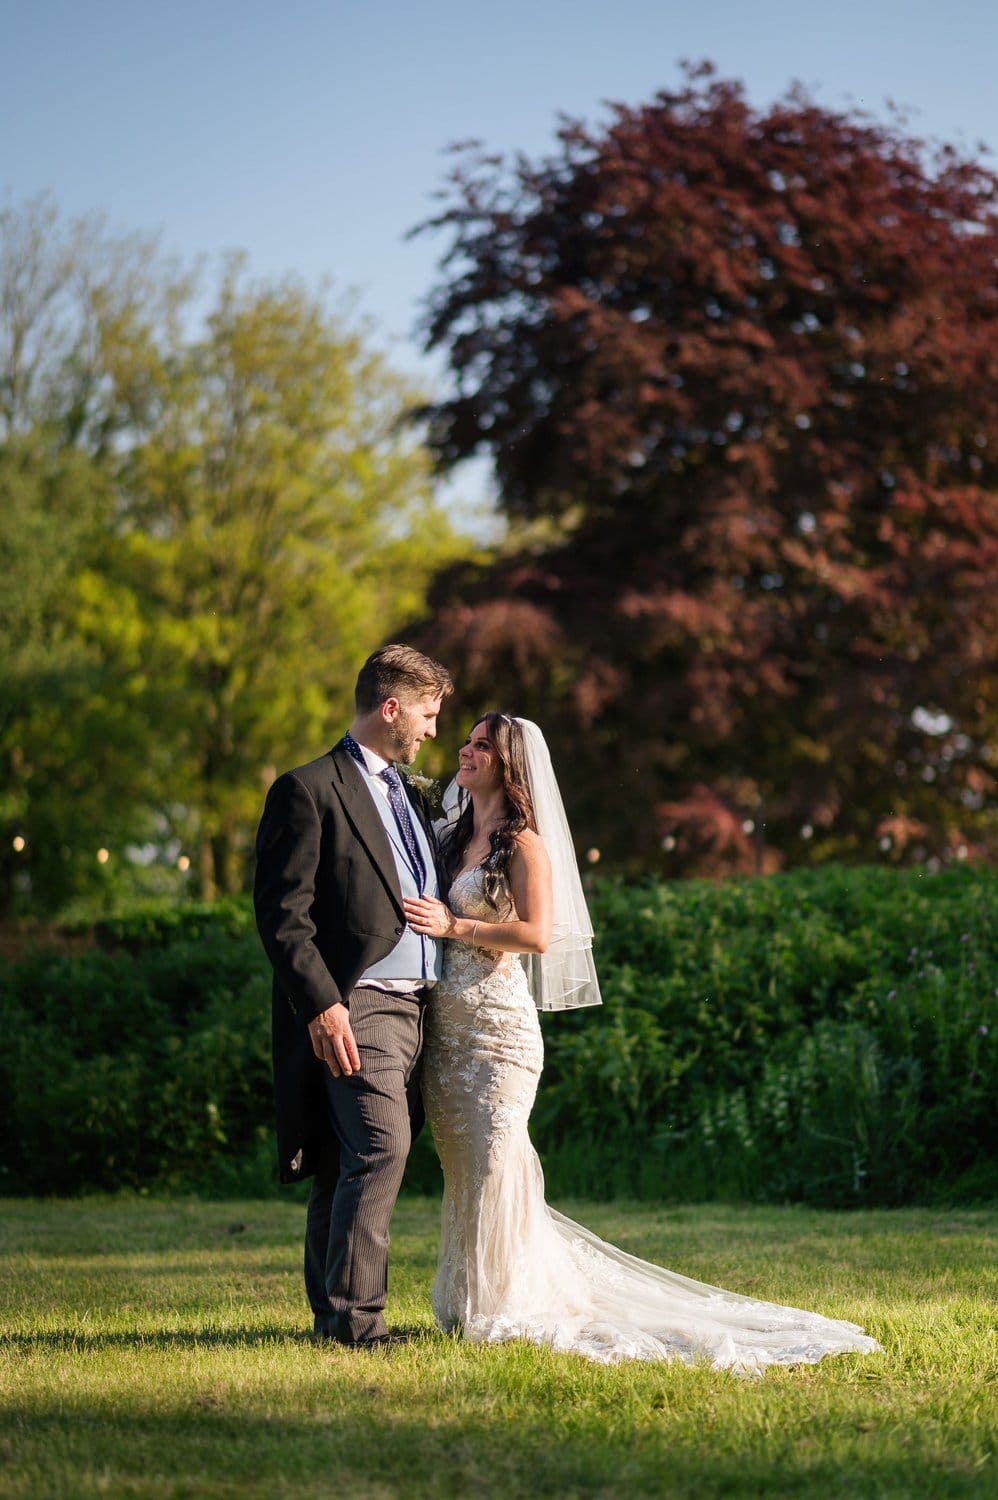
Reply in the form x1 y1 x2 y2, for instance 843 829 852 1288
421 868 881 1373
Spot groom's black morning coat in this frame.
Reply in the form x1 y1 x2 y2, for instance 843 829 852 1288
253 740 437 1183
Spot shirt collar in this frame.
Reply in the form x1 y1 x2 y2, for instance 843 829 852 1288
348 736 391 778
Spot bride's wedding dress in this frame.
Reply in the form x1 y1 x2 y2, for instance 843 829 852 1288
422 868 881 1373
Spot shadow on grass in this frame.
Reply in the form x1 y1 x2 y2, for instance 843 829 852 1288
2 1324 442 1355
0 1400 986 1500
7 1254 310 1276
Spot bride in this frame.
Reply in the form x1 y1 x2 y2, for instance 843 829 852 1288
402 714 881 1372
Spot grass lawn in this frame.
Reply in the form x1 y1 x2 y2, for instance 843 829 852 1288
0 1196 994 1499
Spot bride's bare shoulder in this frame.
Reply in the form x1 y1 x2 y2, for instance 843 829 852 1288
512 827 551 867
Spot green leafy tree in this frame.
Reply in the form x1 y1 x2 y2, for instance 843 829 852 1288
0 195 188 449
1 202 463 912
0 200 188 914
105 263 463 896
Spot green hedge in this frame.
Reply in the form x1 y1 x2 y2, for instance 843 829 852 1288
537 865 997 1204
78 897 257 951
1 866 994 1205
0 931 274 1196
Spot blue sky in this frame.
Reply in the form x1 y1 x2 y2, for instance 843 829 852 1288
4 0 996 513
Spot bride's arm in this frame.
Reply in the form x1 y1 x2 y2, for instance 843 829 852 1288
402 831 552 955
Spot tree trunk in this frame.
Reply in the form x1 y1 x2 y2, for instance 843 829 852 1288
198 837 217 900
209 828 244 896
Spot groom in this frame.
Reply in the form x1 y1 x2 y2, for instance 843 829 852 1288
253 643 453 1345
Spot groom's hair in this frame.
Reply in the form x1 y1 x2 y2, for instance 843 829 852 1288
354 643 453 712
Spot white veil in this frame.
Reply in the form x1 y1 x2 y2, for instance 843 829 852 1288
439 717 602 1012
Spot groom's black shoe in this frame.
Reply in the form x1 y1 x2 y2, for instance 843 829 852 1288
309 1318 410 1350
343 1332 409 1350
308 1329 408 1350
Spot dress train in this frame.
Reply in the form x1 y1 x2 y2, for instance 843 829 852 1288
421 870 881 1373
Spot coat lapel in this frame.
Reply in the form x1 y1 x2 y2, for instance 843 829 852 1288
403 779 448 887
327 741 404 913
402 778 435 844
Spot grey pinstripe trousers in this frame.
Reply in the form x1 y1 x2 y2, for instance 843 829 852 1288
305 986 427 1343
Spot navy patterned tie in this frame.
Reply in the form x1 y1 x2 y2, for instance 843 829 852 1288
379 765 427 892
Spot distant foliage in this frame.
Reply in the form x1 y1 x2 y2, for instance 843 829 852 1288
1 867 994 1204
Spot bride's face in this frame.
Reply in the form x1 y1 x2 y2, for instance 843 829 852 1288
456 721 504 794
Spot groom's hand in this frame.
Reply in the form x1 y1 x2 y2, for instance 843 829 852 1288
308 1003 361 1079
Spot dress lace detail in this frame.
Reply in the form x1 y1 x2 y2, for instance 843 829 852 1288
422 869 881 1373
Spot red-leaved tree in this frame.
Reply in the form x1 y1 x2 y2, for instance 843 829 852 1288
414 65 998 873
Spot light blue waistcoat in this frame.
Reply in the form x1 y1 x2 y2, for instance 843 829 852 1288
360 783 442 985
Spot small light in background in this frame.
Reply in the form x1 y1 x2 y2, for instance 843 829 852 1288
586 847 600 864
12 835 26 852
177 855 191 872
800 824 814 840
661 835 676 852
96 848 110 865
742 819 755 834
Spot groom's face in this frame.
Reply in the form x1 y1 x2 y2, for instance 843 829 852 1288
385 691 443 764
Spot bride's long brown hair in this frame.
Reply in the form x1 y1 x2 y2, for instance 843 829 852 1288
440 712 537 913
